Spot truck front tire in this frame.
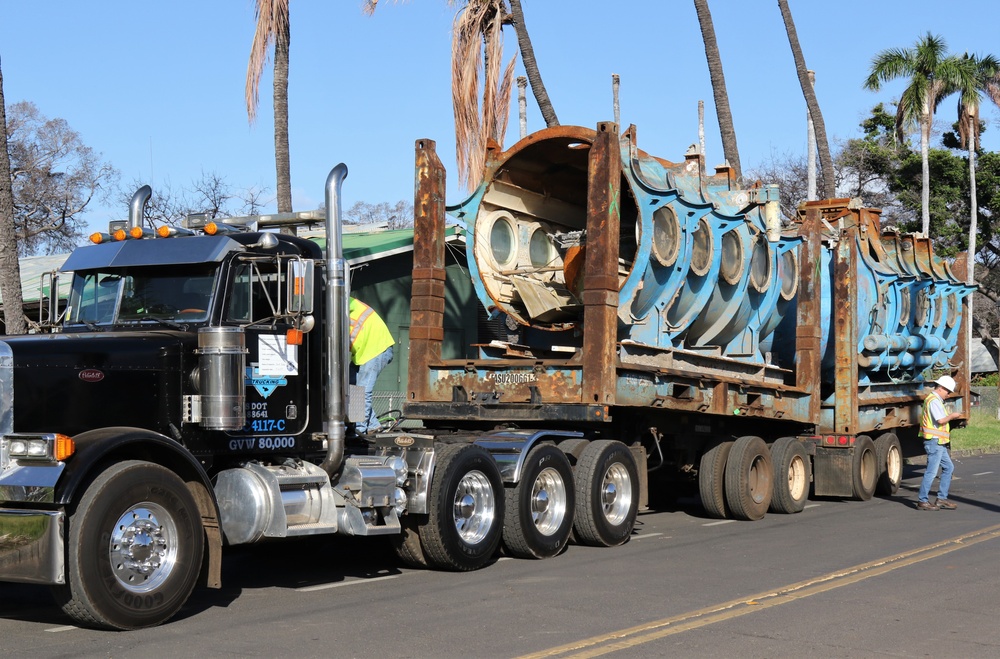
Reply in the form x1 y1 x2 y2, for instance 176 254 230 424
53 460 204 630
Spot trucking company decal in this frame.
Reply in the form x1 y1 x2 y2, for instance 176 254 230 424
246 334 298 398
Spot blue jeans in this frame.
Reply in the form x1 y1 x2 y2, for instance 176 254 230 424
351 346 393 433
918 439 953 502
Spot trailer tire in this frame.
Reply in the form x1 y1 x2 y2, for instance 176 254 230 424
875 432 902 496
53 460 203 630
698 440 733 519
391 515 430 568
420 443 504 571
725 436 773 521
503 444 575 559
573 440 638 547
769 437 810 514
851 435 878 501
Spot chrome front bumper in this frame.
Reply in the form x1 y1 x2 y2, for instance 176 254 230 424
0 462 67 585
0 508 64 584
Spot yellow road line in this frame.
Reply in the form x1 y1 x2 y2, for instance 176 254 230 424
516 523 1000 659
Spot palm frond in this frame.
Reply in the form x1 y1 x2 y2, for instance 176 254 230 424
450 0 513 189
246 0 289 124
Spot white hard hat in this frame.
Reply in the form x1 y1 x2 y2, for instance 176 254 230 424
934 375 957 393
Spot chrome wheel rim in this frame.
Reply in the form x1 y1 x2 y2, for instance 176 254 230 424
601 463 633 526
109 502 178 593
453 470 496 545
531 467 568 536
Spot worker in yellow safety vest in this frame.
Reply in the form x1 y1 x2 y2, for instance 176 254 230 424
349 297 394 435
916 375 963 511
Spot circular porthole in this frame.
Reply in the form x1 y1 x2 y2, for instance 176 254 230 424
945 293 958 328
689 218 713 277
915 290 929 327
720 230 744 285
651 205 681 268
748 231 771 294
779 250 798 301
529 228 553 268
489 213 517 269
898 287 911 326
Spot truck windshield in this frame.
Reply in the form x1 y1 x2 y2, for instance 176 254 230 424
66 266 218 327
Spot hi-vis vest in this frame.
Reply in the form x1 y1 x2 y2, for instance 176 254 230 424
349 298 394 366
919 391 950 445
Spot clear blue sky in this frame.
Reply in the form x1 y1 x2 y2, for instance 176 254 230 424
3 1 1000 234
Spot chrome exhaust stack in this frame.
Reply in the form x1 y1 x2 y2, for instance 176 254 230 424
320 164 349 477
128 185 152 230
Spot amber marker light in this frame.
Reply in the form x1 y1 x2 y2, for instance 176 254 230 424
157 225 172 238
204 222 219 235
112 228 128 241
54 434 76 461
129 226 144 239
90 232 109 244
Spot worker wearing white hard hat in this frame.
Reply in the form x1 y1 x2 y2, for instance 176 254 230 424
916 375 963 511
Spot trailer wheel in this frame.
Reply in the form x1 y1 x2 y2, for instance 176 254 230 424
874 433 902 496
420 443 504 571
698 440 733 519
391 515 430 568
573 440 638 547
724 436 773 521
53 460 203 630
503 444 575 559
769 437 810 514
851 435 878 500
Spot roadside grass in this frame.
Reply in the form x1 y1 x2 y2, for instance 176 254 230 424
952 409 1000 452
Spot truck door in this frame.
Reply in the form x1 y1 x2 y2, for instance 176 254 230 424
225 259 310 452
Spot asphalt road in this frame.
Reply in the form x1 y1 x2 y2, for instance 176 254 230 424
2 452 999 658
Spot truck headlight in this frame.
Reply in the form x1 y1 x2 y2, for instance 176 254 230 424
3 433 75 463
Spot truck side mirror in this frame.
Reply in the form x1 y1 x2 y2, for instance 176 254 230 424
286 259 315 315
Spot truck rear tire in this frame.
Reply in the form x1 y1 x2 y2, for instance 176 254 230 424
724 436 773 521
503 444 575 559
874 432 902 496
769 437 810 514
852 435 878 500
420 443 504 571
53 460 204 630
698 440 733 519
391 515 430 568
572 440 638 547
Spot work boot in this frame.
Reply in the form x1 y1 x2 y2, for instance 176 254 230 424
934 498 958 510
916 500 940 511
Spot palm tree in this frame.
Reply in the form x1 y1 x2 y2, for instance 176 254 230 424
366 1 551 188
693 0 741 181
0 57 26 335
955 53 1000 284
506 0 558 127
777 0 834 199
246 0 292 214
864 33 973 236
